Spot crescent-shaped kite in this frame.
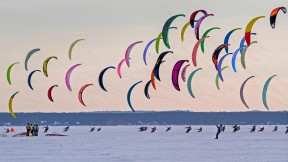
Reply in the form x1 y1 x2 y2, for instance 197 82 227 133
125 41 143 67
9 91 19 119
7 62 19 85
180 22 190 42
245 16 265 46
194 14 214 40
240 76 255 109
224 28 241 53
262 75 277 110
98 66 115 92
65 64 81 92
201 27 220 53
48 85 58 102
239 33 256 54
143 38 157 65
231 46 246 72
215 66 229 90
28 70 41 90
144 79 153 99
192 36 209 67
162 14 185 49
217 53 233 82
117 58 130 78
153 51 173 81
78 84 93 106
43 56 57 77
187 68 202 98
155 27 177 54
241 41 258 69
180 64 190 82
68 39 85 60
212 44 229 70
25 48 40 71
190 9 208 28
270 7 287 29
127 81 142 112
172 60 189 91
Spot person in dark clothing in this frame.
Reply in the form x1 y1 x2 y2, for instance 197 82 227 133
258 127 264 132
139 126 147 132
35 124 39 136
63 126 69 132
5 128 9 133
90 127 95 132
285 126 288 134
44 126 49 133
197 127 202 133
166 127 171 132
272 126 278 132
185 126 192 133
250 125 256 132
151 126 156 133
26 123 30 136
97 127 101 131
215 124 222 139
233 126 240 133
221 126 225 132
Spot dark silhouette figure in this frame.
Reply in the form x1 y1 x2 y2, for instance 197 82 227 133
166 127 171 132
215 124 222 139
151 126 156 133
198 127 202 133
139 126 147 132
258 127 264 132
44 126 49 133
221 126 225 132
185 126 192 133
97 127 101 131
63 126 69 132
272 126 278 132
250 125 256 132
90 127 95 132
285 126 288 134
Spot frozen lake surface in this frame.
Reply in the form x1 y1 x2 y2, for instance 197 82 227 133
0 125 287 162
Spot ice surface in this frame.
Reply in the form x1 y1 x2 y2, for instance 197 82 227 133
0 125 287 162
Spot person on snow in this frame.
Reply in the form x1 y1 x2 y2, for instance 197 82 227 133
185 126 192 133
215 124 223 139
44 126 49 133
285 126 288 134
63 126 69 132
97 127 101 131
151 126 156 133
90 127 95 132
221 125 225 132
166 127 171 132
258 127 264 132
272 126 278 132
250 125 256 132
26 123 30 136
198 127 202 133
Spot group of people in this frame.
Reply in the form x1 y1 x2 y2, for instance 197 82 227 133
138 126 203 133
25 123 39 136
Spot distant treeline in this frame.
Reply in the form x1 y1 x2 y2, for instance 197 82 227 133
0 111 287 126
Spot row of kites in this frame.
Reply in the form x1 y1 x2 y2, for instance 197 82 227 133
7 7 286 118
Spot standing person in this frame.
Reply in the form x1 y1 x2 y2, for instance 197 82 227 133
272 126 278 132
185 126 192 133
215 124 222 139
221 126 225 132
29 124 33 136
250 125 256 132
44 126 49 133
35 124 39 136
285 126 288 134
33 124 37 136
26 123 30 136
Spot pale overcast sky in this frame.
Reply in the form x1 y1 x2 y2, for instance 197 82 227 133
0 0 287 112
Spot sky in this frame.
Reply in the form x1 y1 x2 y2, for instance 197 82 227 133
0 0 288 113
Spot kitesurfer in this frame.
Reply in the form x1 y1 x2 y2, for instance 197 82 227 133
166 127 171 132
215 124 222 139
97 127 101 131
44 126 49 133
272 126 278 132
29 124 33 136
258 127 264 132
151 126 156 133
221 125 225 132
185 126 192 133
63 126 69 132
198 127 202 133
90 127 95 132
26 123 30 136
233 125 240 133
285 126 288 134
139 126 147 132
35 124 39 136
250 125 256 132
5 128 9 133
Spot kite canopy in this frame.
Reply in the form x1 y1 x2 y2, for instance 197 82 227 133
262 75 277 110
48 85 58 102
43 56 57 77
127 81 142 112
98 66 115 92
68 39 84 60
224 28 241 53
144 79 153 99
7 62 19 85
9 91 19 119
240 76 255 109
201 27 220 53
194 14 214 40
78 84 93 106
192 36 209 67
245 16 265 46
187 68 202 98
28 70 41 90
25 48 40 71
172 60 189 91
215 66 229 90
190 9 208 28
270 7 287 29
125 41 143 67
143 38 157 65
212 44 229 70
65 64 81 92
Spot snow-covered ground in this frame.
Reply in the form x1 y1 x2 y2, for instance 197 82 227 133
0 125 287 162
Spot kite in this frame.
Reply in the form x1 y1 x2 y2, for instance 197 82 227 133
9 91 19 119
187 68 202 98
240 76 255 109
270 7 287 28
68 39 84 60
224 28 241 53
231 46 246 72
217 53 233 82
65 64 81 92
192 36 209 67
7 62 19 85
245 16 265 46
172 60 189 91
98 66 115 92
241 41 258 69
212 44 229 70
181 64 190 82
25 48 40 71
153 51 173 81
194 14 214 40
262 75 277 110
201 27 220 53
43 56 57 77
144 79 153 99
215 66 229 90
143 38 157 65
78 84 93 106
48 85 58 102
127 81 142 112
28 70 41 90
125 41 143 67
117 58 130 78
190 10 208 28
156 27 177 54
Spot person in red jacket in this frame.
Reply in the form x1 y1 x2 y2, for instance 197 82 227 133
26 123 30 136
